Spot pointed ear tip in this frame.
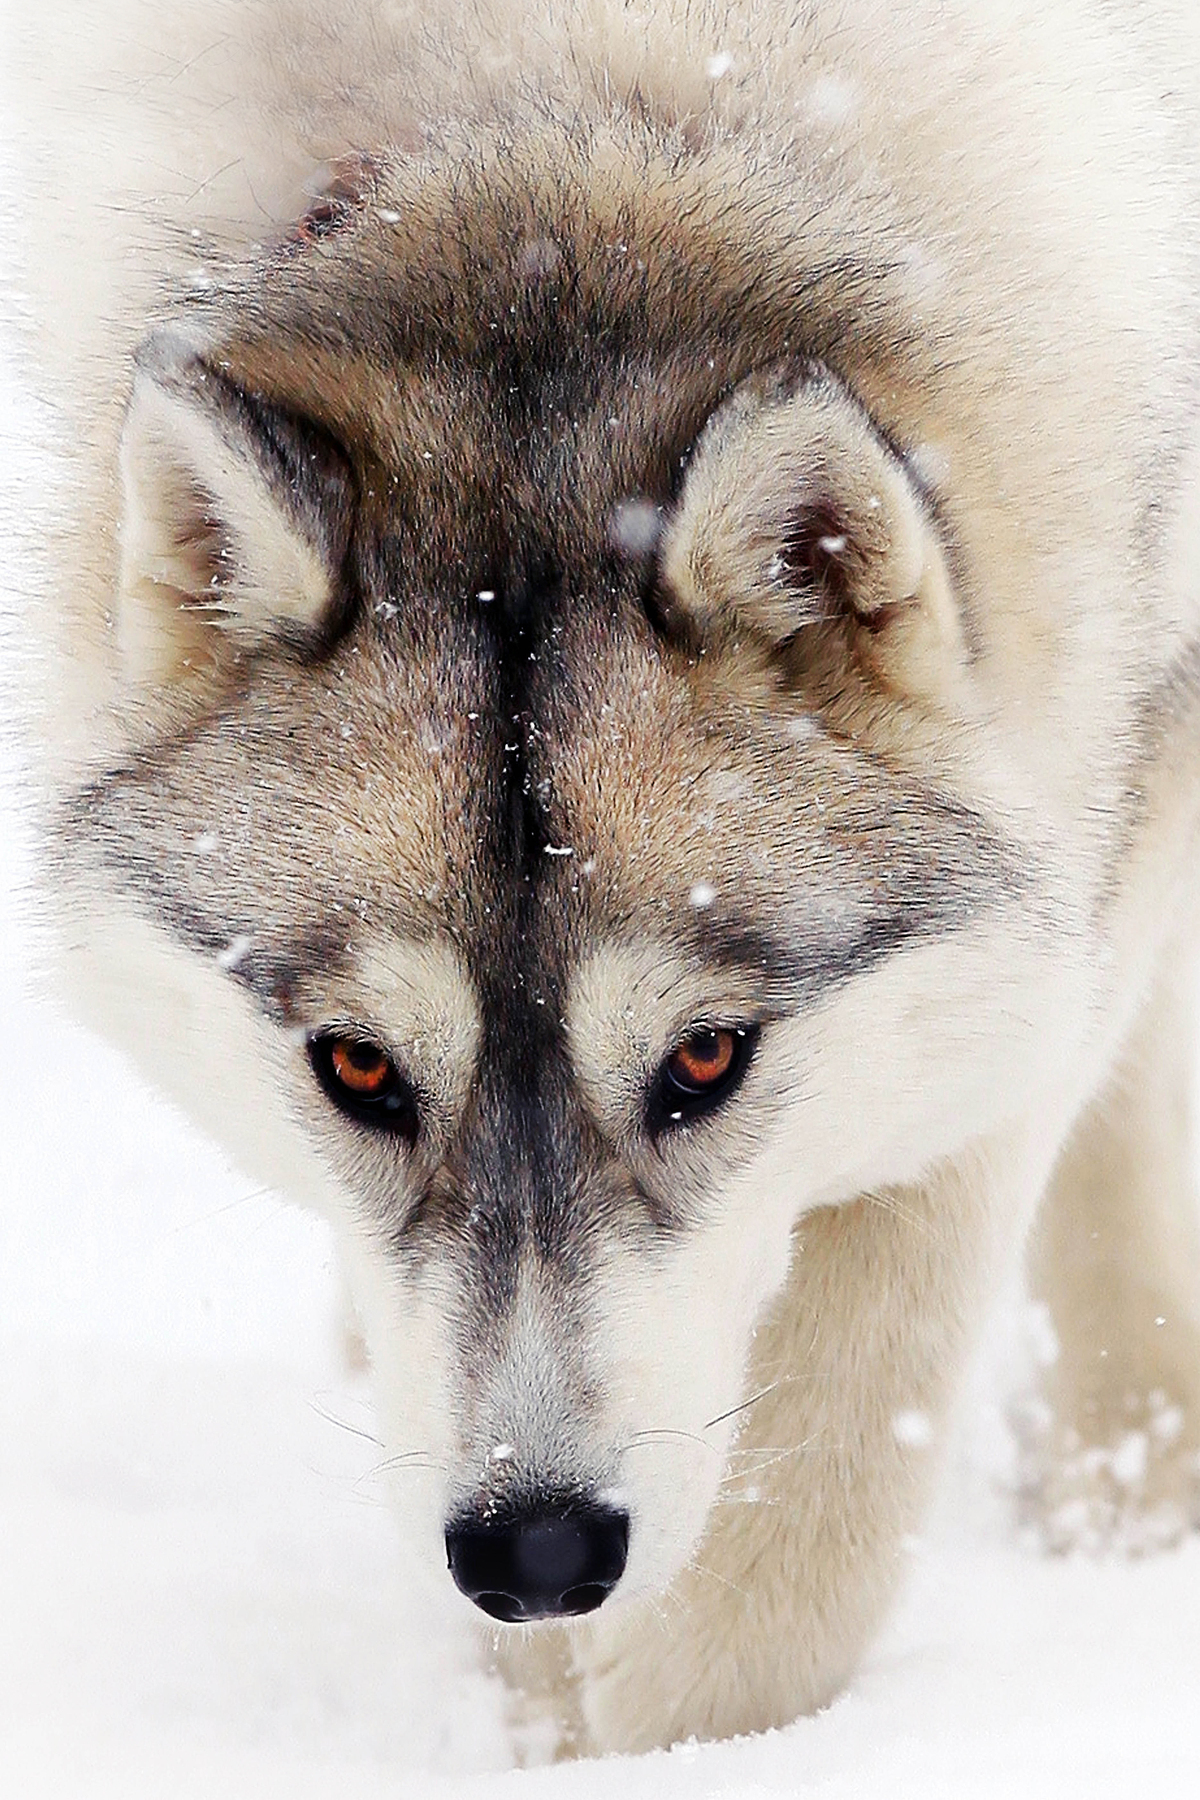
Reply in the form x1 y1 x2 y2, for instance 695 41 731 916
119 366 215 504
130 323 205 384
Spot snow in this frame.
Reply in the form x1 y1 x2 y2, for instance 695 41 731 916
2 218 1200 1800
608 499 662 559
891 1409 934 1450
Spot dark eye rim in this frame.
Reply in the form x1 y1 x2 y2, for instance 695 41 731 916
307 1028 419 1142
646 1022 760 1137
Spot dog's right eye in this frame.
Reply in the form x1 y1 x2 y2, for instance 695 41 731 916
308 1030 418 1142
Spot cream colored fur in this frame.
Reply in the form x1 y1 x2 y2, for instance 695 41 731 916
118 370 338 681
5 0 1200 1761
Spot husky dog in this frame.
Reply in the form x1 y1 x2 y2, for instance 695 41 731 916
7 0 1200 1757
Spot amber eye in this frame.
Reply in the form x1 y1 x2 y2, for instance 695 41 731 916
665 1029 738 1094
330 1039 393 1096
308 1030 417 1141
651 1023 757 1133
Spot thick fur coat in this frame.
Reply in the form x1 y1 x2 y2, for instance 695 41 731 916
5 0 1200 1757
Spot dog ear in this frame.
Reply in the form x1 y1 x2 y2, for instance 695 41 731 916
117 332 353 684
659 367 966 708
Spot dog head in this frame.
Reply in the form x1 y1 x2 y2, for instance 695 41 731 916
63 137 1027 1622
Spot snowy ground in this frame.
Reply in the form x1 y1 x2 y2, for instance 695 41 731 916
2 240 1200 1800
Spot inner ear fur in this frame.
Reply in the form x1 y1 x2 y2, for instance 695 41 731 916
117 332 353 685
659 368 966 705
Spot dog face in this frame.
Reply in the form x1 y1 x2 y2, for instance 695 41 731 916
61 142 1034 1619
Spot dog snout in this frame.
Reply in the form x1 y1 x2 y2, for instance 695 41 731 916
445 1498 630 1622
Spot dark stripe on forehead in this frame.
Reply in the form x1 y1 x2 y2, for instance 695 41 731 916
478 541 566 879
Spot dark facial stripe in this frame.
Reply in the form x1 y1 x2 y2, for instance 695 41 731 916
55 808 346 1022
690 845 1018 1010
57 743 367 1021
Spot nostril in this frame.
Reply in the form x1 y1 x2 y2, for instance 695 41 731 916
445 1500 630 1622
560 1582 610 1616
473 1590 527 1624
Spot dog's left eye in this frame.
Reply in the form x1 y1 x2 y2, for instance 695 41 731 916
308 1030 418 1141
650 1024 757 1131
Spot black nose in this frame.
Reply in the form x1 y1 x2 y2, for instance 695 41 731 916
445 1501 630 1622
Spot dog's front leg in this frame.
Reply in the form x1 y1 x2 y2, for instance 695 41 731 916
573 1132 1048 1755
1023 934 1200 1551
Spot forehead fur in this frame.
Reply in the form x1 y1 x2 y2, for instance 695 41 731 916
73 121 1013 1049
186 125 924 465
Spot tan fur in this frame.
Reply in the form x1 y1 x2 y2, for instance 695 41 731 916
5 0 1200 1761
119 370 341 679
659 367 968 709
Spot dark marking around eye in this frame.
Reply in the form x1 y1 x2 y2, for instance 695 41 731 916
308 1029 419 1143
648 1023 758 1136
